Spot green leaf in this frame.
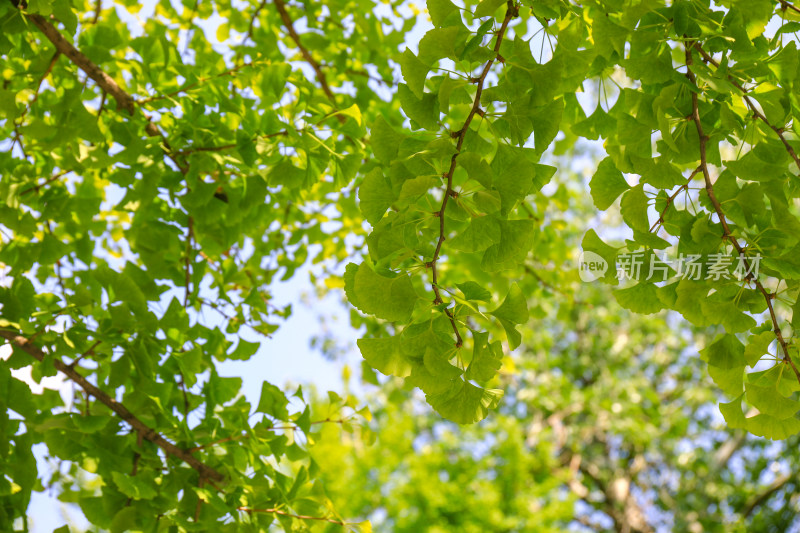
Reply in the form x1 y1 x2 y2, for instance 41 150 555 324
474 0 506 18
449 216 501 253
256 381 290 419
746 414 800 440
466 331 503 381
701 334 746 370
427 0 458 26
426 379 503 424
418 27 462 65
371 116 406 164
344 263 420 322
397 84 440 130
481 220 534 272
456 281 492 301
357 336 413 377
399 49 430 99
590 157 630 210
745 382 800 419
581 230 619 284
719 395 747 429
620 184 650 233
613 283 663 314
489 283 528 349
359 168 395 225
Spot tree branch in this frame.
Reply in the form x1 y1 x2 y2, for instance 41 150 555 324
26 13 135 114
743 472 793 519
429 1 519 348
684 43 800 386
273 0 345 122
648 171 695 233
0 331 225 483
237 506 346 525
690 42 800 172
137 62 256 105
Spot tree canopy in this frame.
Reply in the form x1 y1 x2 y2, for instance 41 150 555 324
2 0 800 530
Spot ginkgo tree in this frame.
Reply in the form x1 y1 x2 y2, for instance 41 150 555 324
2 0 800 530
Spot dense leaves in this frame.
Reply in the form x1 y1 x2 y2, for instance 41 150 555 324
3 0 800 530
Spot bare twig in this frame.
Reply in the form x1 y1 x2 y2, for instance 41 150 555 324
649 171 696 233
67 339 102 369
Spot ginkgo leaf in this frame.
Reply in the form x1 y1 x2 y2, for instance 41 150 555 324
358 168 395 225
591 157 630 210
620 184 650 233
613 283 663 314
490 284 528 349
456 281 492 301
357 337 413 377
426 379 504 424
466 331 503 381
481 220 534 272
344 263 420 322
399 49 429 99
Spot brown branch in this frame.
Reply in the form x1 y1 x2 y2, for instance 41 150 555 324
21 7 190 174
20 169 72 196
67 339 102 369
27 14 135 114
194 478 205 522
241 0 268 49
177 130 288 156
90 0 101 25
273 0 345 122
742 472 793 518
684 43 800 386
691 43 800 172
0 331 225 483
237 506 346 526
137 62 256 105
648 170 697 233
429 1 519 348
779 0 800 16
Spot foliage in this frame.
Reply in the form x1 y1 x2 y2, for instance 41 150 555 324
2 0 800 530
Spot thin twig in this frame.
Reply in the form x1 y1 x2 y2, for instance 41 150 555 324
684 43 800 386
648 170 697 232
691 43 800 172
779 0 800 16
428 1 519 348
20 169 72 196
237 506 346 526
273 0 345 122
137 62 256 104
68 339 101 369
